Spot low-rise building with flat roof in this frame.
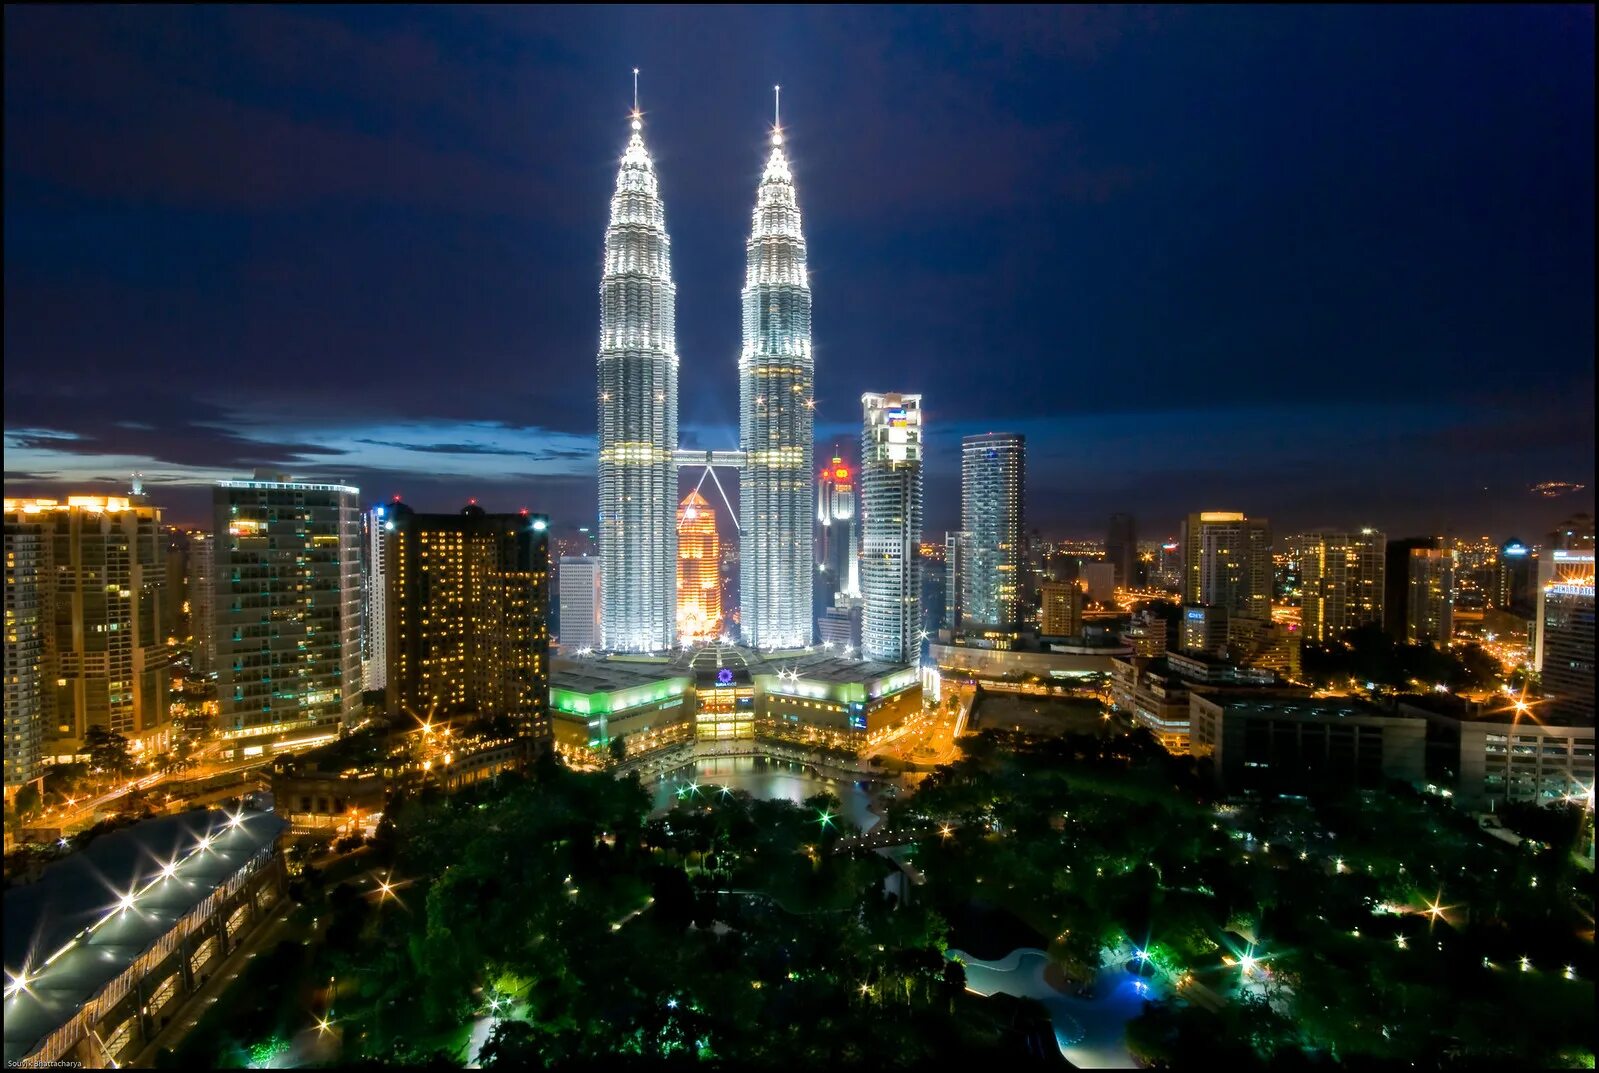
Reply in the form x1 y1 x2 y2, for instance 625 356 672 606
550 643 921 764
3 809 288 1068
1396 693 1595 811
1189 694 1426 793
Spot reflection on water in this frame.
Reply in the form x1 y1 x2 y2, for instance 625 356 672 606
650 755 881 832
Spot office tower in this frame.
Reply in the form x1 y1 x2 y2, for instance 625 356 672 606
860 393 923 664
676 490 722 643
818 598 863 651
1181 512 1272 620
559 556 602 652
4 495 172 760
1406 547 1455 644
1546 513 1596 553
1080 561 1116 604
360 504 391 693
1156 540 1182 590
944 531 969 632
188 531 215 680
739 110 814 650
598 102 678 653
1538 550 1594 722
960 433 1026 633
817 453 859 600
3 518 46 793
1384 537 1439 640
1297 529 1387 642
1180 604 1229 654
1107 513 1137 591
1040 581 1083 637
1535 515 1595 670
386 502 550 742
214 473 361 746
1495 539 1535 616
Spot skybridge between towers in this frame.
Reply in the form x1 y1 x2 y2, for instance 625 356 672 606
674 449 745 533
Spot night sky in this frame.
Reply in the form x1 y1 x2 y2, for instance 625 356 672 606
4 6 1594 541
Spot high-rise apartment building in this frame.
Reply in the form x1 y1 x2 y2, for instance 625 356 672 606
1107 513 1137 591
960 434 1026 634
1406 547 1455 644
1538 548 1594 723
739 115 815 650
1040 581 1083 638
860 393 923 664
188 531 214 680
676 490 722 643
558 556 601 653
360 504 391 693
4 495 173 760
4 518 47 793
385 502 550 742
1297 529 1386 642
598 104 678 653
1384 537 1440 640
214 474 361 750
1181 512 1272 620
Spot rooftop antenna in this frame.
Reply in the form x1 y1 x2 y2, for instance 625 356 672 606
633 67 639 114
772 84 782 145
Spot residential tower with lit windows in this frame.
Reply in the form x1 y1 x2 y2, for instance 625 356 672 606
384 501 550 745
213 472 361 755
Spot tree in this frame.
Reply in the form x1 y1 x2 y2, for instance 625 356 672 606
84 725 134 778
10 783 41 821
609 734 627 763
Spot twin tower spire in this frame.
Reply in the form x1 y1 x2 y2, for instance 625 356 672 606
597 78 814 653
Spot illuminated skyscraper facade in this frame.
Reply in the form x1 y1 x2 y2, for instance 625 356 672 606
360 504 390 693
559 556 601 653
188 531 214 679
214 474 361 748
385 502 550 743
676 490 722 643
860 393 923 664
816 453 859 614
598 107 678 652
739 118 814 650
1182 511 1273 621
1538 550 1594 723
3 517 46 793
5 495 173 761
1406 547 1455 644
961 433 1026 634
1298 529 1386 642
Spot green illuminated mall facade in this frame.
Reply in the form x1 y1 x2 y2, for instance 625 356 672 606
550 643 921 763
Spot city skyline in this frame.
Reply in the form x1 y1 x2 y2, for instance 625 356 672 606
3 7 1593 539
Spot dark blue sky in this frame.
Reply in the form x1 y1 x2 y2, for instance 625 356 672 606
4 5 1594 541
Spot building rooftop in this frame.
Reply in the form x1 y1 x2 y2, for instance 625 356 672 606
3 809 288 1064
552 657 692 695
1205 695 1407 721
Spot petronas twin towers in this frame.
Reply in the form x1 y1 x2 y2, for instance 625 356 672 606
597 91 814 652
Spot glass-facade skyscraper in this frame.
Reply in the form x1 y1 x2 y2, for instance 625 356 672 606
598 106 678 652
960 433 1026 633
860 393 923 664
1182 511 1273 621
739 118 814 649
